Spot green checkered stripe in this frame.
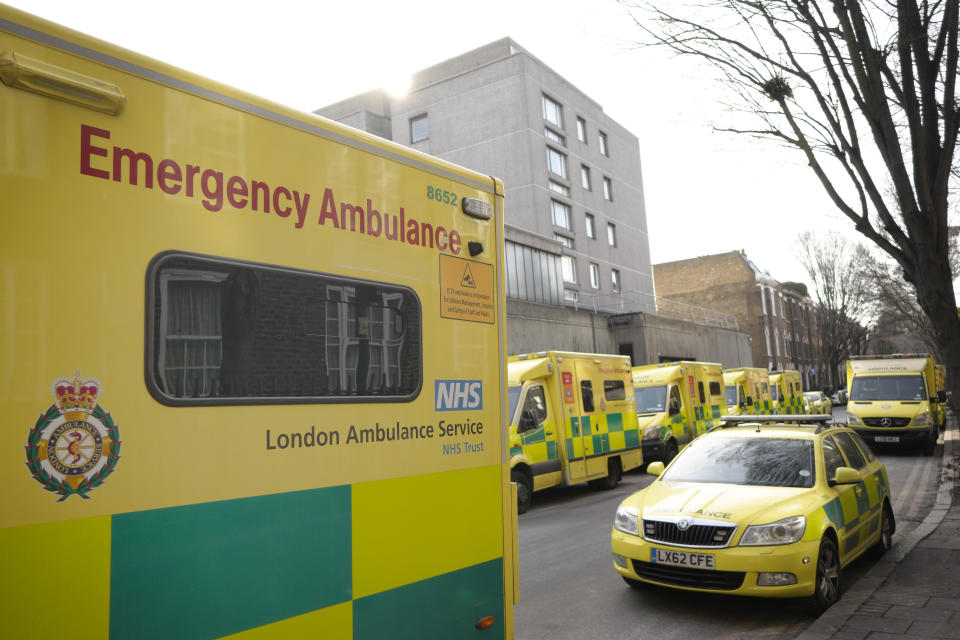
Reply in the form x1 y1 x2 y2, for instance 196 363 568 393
821 468 887 554
510 425 558 459
567 411 640 457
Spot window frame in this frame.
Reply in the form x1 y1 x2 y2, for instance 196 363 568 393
410 114 429 143
546 146 568 179
599 131 609 156
585 212 596 239
607 222 617 247
589 262 600 289
542 94 563 128
551 199 572 230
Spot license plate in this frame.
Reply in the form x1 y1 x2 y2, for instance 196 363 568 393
650 548 715 569
875 436 900 443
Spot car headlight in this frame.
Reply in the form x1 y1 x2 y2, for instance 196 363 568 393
847 413 862 425
739 515 806 546
913 411 931 425
642 426 661 442
614 504 640 536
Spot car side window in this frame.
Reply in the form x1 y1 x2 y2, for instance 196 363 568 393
822 436 846 480
848 431 877 462
834 432 868 469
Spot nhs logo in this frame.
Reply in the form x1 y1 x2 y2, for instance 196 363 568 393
435 380 482 411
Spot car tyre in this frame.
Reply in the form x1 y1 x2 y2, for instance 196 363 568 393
922 429 936 456
869 503 895 559
594 457 622 490
808 537 842 613
513 468 532 514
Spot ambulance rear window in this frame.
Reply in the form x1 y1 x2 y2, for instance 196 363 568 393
146 252 422 405
603 379 626 401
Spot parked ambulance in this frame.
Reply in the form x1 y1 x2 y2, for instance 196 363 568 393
722 367 773 415
507 352 643 513
770 370 806 414
846 354 944 455
631 361 725 464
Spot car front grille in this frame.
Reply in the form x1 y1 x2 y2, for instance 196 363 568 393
643 519 736 547
632 559 745 590
862 417 911 427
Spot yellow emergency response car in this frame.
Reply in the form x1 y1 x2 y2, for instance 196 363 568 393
723 367 773 415
507 351 643 513
770 370 806 414
1 6 516 639
632 361 725 463
846 354 945 456
611 416 893 611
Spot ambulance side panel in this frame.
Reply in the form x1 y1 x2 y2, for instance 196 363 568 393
1 8 512 640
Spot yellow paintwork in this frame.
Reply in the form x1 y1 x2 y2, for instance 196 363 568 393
611 424 891 598
631 361 725 460
0 5 514 638
722 367 773 415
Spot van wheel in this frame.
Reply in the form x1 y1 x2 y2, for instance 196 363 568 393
594 457 622 490
807 537 842 613
922 430 936 456
870 503 894 559
664 439 679 463
512 468 532 514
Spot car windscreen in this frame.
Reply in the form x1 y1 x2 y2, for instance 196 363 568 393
725 385 738 405
508 385 522 423
661 437 815 488
850 374 926 401
634 385 667 413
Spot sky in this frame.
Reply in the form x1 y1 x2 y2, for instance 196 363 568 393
7 0 860 289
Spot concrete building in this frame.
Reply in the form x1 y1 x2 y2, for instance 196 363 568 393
316 38 750 367
653 250 823 388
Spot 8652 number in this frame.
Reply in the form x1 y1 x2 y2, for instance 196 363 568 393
427 186 458 207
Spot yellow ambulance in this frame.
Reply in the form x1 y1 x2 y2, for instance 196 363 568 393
722 367 773 415
631 361 725 464
0 6 516 639
846 354 944 456
770 370 806 415
507 352 643 513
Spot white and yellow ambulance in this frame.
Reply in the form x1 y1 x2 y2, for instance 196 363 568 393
846 354 945 455
0 6 516 638
507 352 643 513
632 361 725 464
770 370 806 415
722 367 773 415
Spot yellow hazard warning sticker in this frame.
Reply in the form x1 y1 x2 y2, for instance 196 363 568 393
439 254 495 324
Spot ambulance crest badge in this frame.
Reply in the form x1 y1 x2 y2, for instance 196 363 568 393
25 373 121 501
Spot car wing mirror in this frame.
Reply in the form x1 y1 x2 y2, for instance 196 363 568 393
831 466 860 486
647 461 665 477
519 409 538 432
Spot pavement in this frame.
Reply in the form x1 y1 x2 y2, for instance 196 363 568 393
797 416 959 640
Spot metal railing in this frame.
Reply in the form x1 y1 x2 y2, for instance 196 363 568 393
563 289 740 330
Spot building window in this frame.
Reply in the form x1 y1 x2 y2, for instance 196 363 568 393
611 268 621 292
546 147 567 179
542 94 563 128
760 286 767 314
607 222 617 247
602 176 613 201
589 263 600 289
548 180 570 197
555 234 574 249
771 289 777 316
774 328 781 356
576 116 587 142
410 115 428 143
551 200 572 230
504 240 564 305
599 131 609 156
545 128 565 146
585 213 596 239
564 289 579 303
765 326 771 356
561 255 576 283
581 165 591 190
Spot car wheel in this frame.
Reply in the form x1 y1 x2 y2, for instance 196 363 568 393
664 439 679 463
808 537 842 613
512 468 532 514
870 503 895 559
622 575 647 589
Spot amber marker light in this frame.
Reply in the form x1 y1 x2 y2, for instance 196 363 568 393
475 615 496 630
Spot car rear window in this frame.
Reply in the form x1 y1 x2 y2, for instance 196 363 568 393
661 437 815 488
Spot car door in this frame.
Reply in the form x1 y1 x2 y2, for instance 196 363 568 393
515 383 562 489
821 435 863 563
830 432 877 560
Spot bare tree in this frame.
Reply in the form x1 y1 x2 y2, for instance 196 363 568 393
619 0 960 398
797 232 874 388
